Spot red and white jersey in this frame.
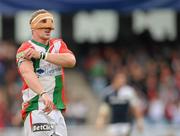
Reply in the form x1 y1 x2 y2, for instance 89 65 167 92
16 38 73 120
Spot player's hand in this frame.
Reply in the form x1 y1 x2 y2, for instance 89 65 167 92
23 48 40 60
41 93 54 114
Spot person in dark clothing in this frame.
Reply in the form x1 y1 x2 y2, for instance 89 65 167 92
96 71 144 136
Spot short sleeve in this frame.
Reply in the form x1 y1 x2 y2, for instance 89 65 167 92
16 42 34 67
59 40 73 54
119 86 140 107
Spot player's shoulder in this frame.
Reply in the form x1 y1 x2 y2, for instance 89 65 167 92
50 38 67 46
50 38 64 43
122 85 135 91
120 85 136 96
17 41 33 53
50 38 69 51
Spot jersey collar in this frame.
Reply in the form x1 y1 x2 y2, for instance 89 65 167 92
31 39 49 50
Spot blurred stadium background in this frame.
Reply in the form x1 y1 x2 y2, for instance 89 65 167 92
0 0 180 136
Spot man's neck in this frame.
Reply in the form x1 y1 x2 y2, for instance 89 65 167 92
32 37 49 45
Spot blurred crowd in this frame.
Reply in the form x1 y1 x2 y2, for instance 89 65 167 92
82 42 180 125
0 41 22 129
1 39 180 130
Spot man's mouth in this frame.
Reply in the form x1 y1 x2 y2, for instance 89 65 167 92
45 32 50 36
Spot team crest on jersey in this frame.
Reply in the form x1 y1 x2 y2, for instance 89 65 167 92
32 123 54 132
36 68 45 76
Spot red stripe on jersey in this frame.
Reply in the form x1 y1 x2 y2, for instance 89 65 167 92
16 41 34 63
21 102 30 121
49 45 54 53
59 40 73 54
48 39 55 53
29 112 33 129
17 41 34 53
22 82 29 90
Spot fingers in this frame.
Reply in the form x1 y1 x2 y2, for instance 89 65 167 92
43 101 54 114
24 48 34 60
45 100 53 110
42 94 54 114
23 48 40 60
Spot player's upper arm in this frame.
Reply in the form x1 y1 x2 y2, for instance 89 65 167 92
16 42 34 67
59 39 76 67
122 86 140 108
18 60 34 76
16 42 34 74
59 40 73 54
129 89 141 108
98 102 110 117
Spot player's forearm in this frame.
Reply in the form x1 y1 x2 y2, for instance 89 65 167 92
21 70 44 95
45 53 76 67
132 106 144 131
96 115 106 128
133 106 143 120
96 103 110 128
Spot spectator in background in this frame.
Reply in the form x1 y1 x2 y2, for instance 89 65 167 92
147 93 165 124
5 67 22 127
0 41 22 127
103 47 122 83
96 70 144 136
127 60 146 96
84 48 107 94
0 88 11 129
0 41 17 85
171 99 180 124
